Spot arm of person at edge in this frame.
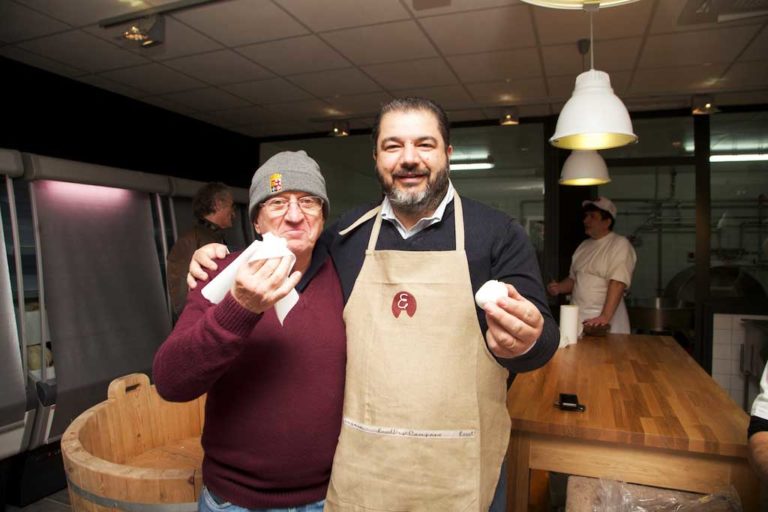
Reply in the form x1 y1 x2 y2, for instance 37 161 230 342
154 250 298 402
583 279 626 327
482 220 559 370
748 364 768 482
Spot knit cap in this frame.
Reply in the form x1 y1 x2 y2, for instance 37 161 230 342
248 150 329 220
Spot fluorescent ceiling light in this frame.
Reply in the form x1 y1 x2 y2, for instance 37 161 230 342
451 156 495 171
710 154 768 162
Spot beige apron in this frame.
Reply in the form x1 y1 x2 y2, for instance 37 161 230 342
326 192 510 512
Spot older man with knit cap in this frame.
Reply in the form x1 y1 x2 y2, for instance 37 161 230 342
153 151 345 512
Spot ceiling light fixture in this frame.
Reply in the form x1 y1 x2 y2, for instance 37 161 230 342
500 107 520 126
710 154 768 163
692 94 719 115
99 0 217 48
330 121 350 137
121 15 165 47
450 156 495 171
540 2 637 150
520 0 639 9
559 150 611 185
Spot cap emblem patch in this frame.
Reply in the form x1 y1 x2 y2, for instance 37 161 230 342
269 173 283 193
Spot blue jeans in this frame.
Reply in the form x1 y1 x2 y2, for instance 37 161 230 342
489 458 508 512
199 487 324 512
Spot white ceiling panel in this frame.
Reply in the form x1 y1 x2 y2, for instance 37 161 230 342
739 25 768 62
263 99 336 121
324 92 395 116
85 16 223 61
407 0 519 18
289 68 383 97
164 49 273 85
322 21 437 66
448 47 542 83
388 85 475 110
275 0 410 32
466 77 549 105
12 0 158 26
721 61 768 89
99 62 205 94
0 45 86 76
237 35 350 75
161 87 251 111
75 74 149 98
173 0 308 47
630 64 728 94
639 26 761 68
17 30 147 72
585 37 642 72
534 1 652 46
362 58 458 90
420 6 535 55
1 0 766 139
0 1 70 43
224 78 313 104
195 105 280 127
139 94 200 115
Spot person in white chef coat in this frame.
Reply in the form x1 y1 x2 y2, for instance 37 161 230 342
547 196 637 334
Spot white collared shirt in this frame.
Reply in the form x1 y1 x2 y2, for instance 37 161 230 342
381 182 455 239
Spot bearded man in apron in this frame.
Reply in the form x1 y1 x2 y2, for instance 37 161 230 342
547 197 637 335
322 98 559 511
187 98 560 511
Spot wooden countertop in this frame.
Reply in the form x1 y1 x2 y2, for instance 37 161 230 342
507 334 750 458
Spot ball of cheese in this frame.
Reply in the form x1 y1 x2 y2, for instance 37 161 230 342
475 280 508 308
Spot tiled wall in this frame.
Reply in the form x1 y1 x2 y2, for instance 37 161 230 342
712 313 768 410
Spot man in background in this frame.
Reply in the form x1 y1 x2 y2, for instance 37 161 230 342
547 196 636 334
167 182 234 320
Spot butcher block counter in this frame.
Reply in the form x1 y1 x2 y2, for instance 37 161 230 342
505 334 759 511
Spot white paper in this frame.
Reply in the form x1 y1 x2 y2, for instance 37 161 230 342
559 304 579 348
202 233 298 325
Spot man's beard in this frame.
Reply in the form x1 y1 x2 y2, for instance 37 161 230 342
378 166 450 216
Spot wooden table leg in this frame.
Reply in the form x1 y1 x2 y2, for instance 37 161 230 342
507 432 531 512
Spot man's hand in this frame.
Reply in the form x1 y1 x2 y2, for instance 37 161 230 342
483 283 544 359
187 243 229 289
584 315 610 327
231 255 301 314
546 280 560 296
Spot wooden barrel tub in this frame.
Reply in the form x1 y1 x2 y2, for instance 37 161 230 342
61 374 205 512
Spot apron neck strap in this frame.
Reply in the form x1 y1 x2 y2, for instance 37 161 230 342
366 190 465 251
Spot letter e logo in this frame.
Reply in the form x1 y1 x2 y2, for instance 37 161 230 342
391 291 417 318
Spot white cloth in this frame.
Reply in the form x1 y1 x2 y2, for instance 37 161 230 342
753 364 768 420
201 233 298 325
569 231 636 334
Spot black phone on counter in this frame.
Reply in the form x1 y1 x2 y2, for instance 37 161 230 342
555 393 586 412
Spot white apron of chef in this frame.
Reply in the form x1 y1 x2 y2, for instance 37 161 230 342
571 271 630 334
325 192 510 512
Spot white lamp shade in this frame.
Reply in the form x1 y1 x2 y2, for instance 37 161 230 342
559 150 610 186
520 0 640 9
550 69 637 150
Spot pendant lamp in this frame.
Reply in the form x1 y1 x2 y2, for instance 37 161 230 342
525 1 637 150
559 150 610 186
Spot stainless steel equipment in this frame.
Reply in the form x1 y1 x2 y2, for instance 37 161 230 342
627 265 767 333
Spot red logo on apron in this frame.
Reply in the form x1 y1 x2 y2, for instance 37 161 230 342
391 291 417 318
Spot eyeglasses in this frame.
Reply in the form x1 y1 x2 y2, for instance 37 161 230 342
260 195 324 216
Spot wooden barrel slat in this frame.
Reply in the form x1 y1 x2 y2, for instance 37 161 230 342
62 374 205 512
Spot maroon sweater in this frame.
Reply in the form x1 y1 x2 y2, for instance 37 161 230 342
153 255 346 508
